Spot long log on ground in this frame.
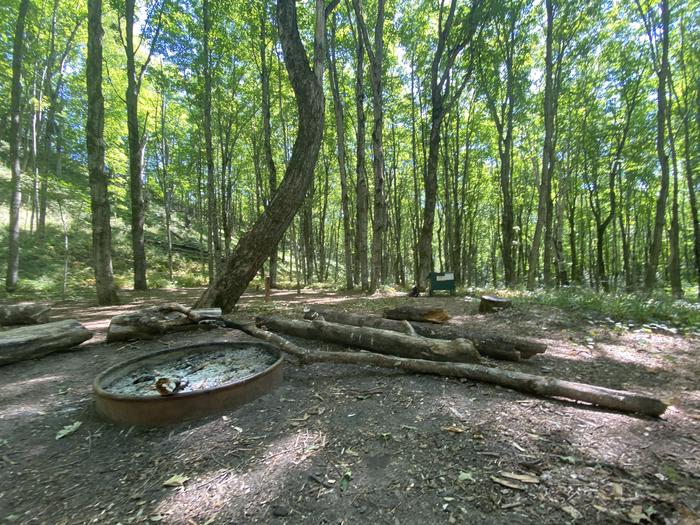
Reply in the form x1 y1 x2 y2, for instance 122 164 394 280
304 309 521 362
0 319 92 365
407 320 546 359
107 303 222 342
0 302 51 325
384 306 451 324
223 320 667 418
255 316 480 363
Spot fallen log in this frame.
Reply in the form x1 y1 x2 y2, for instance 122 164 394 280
384 305 451 324
0 302 51 325
107 303 222 343
304 309 521 362
256 315 480 363
224 320 667 418
0 319 92 365
406 320 546 359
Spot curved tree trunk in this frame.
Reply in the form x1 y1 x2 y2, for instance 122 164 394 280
195 0 328 313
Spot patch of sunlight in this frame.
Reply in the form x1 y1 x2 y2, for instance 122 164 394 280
151 430 327 523
0 374 66 397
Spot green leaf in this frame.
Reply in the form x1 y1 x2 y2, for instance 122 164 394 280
55 421 82 440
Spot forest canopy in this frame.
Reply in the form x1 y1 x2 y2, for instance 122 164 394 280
1 0 699 307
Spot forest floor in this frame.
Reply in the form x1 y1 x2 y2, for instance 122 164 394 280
0 288 698 525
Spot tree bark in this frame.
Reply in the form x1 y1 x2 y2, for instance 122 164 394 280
228 321 667 417
195 0 331 313
328 14 353 290
352 13 369 290
260 0 279 287
641 0 671 291
304 308 526 361
352 0 386 292
0 303 51 326
384 305 451 324
124 0 149 290
87 0 119 305
203 0 221 284
0 320 92 366
5 0 30 293
527 0 555 290
256 316 480 363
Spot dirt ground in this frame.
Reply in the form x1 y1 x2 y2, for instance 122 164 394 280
0 288 698 524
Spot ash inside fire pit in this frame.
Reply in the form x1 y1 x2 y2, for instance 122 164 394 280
103 348 278 397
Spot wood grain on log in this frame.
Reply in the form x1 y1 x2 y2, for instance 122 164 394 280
256 315 480 363
0 319 92 365
107 303 222 342
0 303 51 325
228 321 666 418
384 305 451 324
305 309 540 362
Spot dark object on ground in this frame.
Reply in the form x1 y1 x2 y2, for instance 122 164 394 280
428 271 455 296
479 295 512 314
0 302 51 325
106 303 222 342
304 309 525 362
408 285 419 297
256 315 480 363
384 305 451 324
0 319 92 365
93 341 283 425
226 320 668 418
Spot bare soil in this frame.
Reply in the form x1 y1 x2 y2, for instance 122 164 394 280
0 288 698 525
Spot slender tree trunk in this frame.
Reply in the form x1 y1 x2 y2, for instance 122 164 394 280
6 0 30 293
260 0 278 287
125 0 148 290
643 0 671 291
527 0 555 290
352 0 386 292
328 14 353 290
87 0 119 305
351 13 369 290
203 0 221 284
196 0 330 313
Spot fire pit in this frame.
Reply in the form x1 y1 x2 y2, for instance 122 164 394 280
93 342 283 425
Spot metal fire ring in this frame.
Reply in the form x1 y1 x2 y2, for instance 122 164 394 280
93 342 283 426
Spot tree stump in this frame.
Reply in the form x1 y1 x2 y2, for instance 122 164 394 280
478 295 512 314
0 303 51 325
0 319 92 365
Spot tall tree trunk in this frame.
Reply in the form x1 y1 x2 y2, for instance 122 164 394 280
641 0 671 291
260 0 279 287
351 10 369 290
527 0 555 290
6 0 30 293
86 0 119 305
125 0 148 290
196 0 331 313
352 0 386 292
203 0 221 284
328 13 353 290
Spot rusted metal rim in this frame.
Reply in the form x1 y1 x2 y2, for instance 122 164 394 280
93 342 283 426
